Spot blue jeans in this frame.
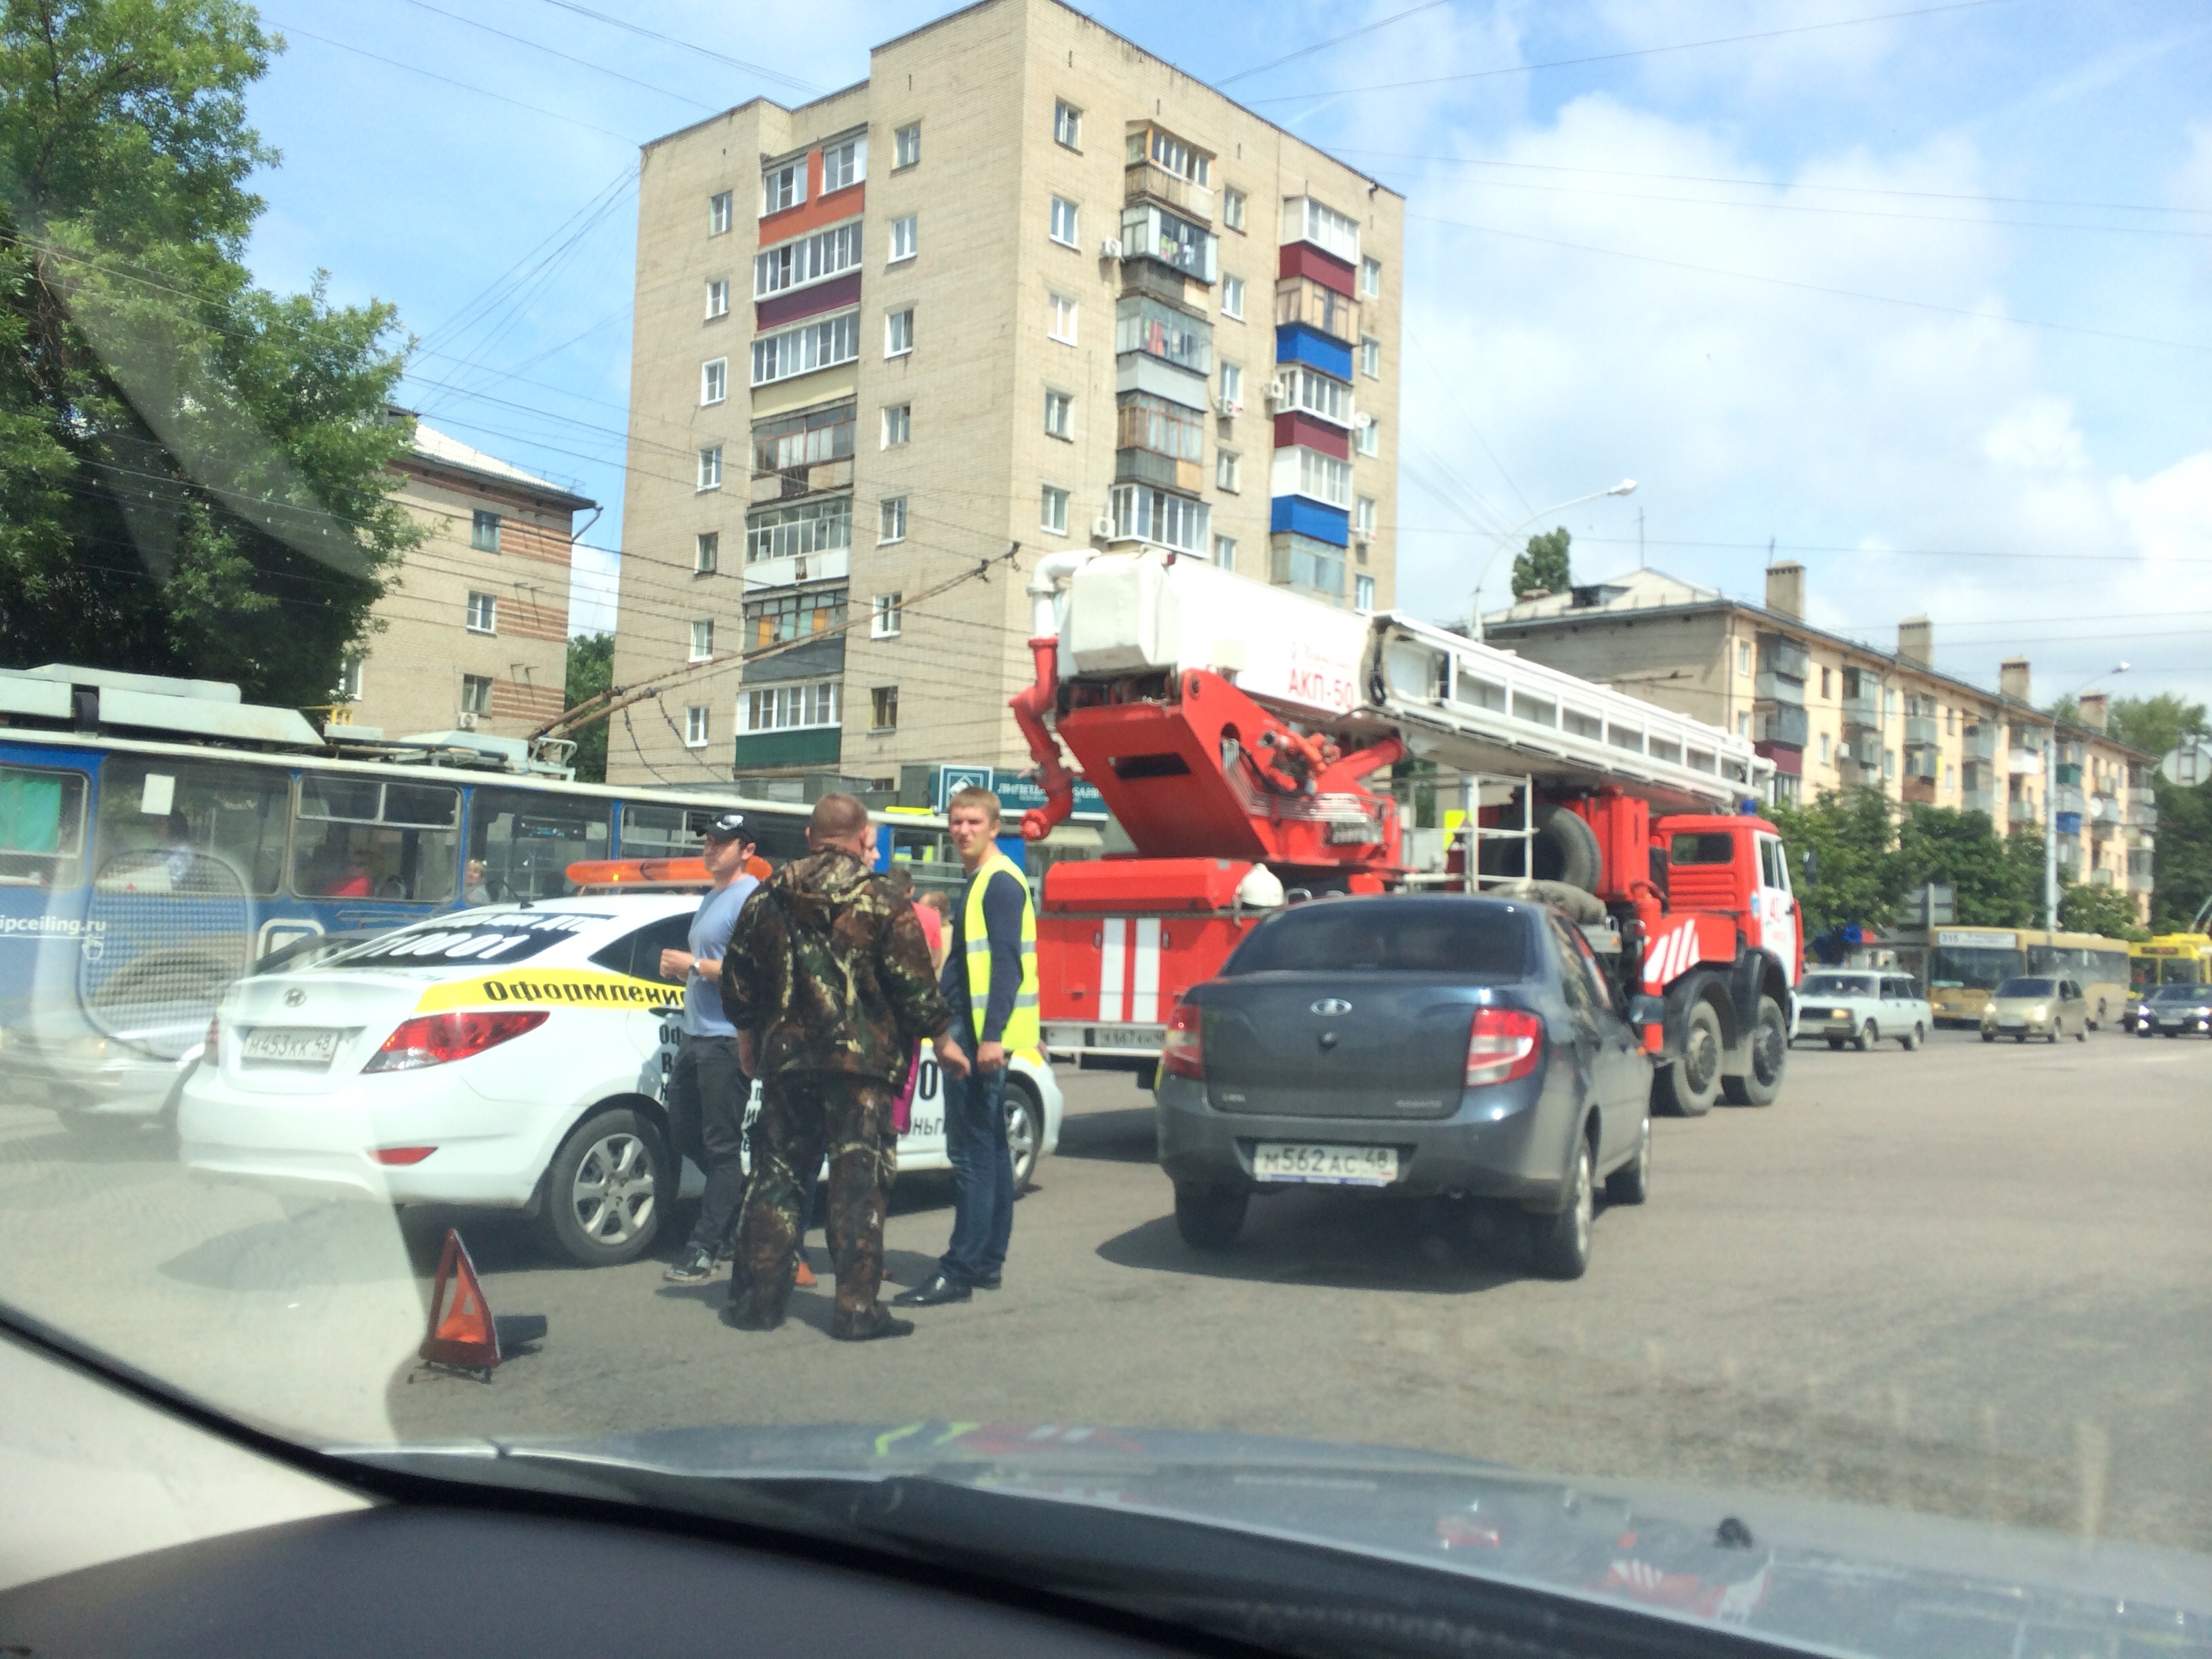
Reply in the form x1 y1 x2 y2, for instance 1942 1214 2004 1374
939 1032 1012 1286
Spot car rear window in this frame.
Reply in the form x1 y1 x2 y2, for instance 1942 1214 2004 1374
1996 977 2055 998
1223 900 1527 977
323 911 612 970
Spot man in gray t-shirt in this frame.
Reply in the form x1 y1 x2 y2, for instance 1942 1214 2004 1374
661 813 760 1285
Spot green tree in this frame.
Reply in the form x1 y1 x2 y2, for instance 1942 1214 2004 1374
1896 803 2041 927
2108 693 2209 762
1510 527 1571 598
562 632 613 784
2059 882 2147 941
1767 788 1904 942
0 0 418 708
2151 775 2212 933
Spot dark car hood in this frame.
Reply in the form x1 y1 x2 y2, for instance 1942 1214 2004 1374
346 1422 2212 1659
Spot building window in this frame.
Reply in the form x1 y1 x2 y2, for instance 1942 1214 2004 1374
1219 363 1242 411
1048 291 1078 344
1737 641 1752 675
1117 391 1205 462
1213 534 1236 572
895 123 920 168
1355 574 1376 611
1222 187 1246 231
684 705 710 747
871 684 899 732
470 509 501 552
690 619 714 661
745 497 851 564
1359 334 1380 378
746 679 841 733
888 214 917 263
744 586 846 647
1053 100 1081 149
697 445 723 490
1041 484 1069 535
752 401 855 474
1283 363 1352 426
1216 449 1240 493
1221 274 1245 320
762 159 805 214
706 280 737 327
1049 195 1080 247
1354 415 1378 457
754 220 863 298
335 655 364 699
1115 294 1212 373
872 592 903 638
1883 747 1896 781
465 590 497 633
1273 445 1353 509
879 495 907 544
882 403 910 447
1122 201 1216 280
885 308 914 356
1355 496 1376 538
708 191 732 235
1819 733 1832 765
750 310 860 385
1361 255 1381 297
700 357 727 405
1820 665 1832 697
1109 483 1208 554
1736 711 1750 737
1044 388 1073 439
460 674 493 716
1270 533 1345 598
1284 195 1359 262
695 531 719 574
1130 125 1211 184
821 136 865 192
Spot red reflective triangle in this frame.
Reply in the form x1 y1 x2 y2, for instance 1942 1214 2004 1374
420 1229 501 1369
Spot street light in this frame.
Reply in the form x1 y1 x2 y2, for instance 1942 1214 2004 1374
2045 661 2129 931
1468 479 1637 639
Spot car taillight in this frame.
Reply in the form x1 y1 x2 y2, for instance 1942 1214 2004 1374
205 1013 220 1065
1465 1006 1542 1087
1162 1000 1205 1080
363 1010 549 1073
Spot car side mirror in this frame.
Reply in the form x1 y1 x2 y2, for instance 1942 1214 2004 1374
1629 994 1666 1027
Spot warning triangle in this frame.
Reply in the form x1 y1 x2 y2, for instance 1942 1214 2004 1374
421 1229 501 1370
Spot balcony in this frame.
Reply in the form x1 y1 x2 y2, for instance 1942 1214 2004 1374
1904 715 1939 747
2088 792 2121 827
1120 255 1210 312
750 457 852 504
2008 797 2039 825
2007 747 2044 777
2053 785 2084 817
1962 787 1996 817
1273 276 1359 344
1840 689 1881 728
2127 800 2158 830
2057 840 2083 872
1963 723 1999 761
2054 760 2083 787
1115 447 1204 493
1124 159 1212 222
2129 849 2154 878
1754 670 1805 705
1757 634 1810 680
1121 202 1217 284
1756 702 1808 748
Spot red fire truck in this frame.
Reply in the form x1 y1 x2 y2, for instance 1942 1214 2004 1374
1009 550 1803 1117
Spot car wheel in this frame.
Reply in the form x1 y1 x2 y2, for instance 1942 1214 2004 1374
1721 994 1786 1106
2047 1022 2060 1045
1900 1023 1921 1052
2075 1023 2088 1042
1981 1031 1996 1044
1173 1185 1248 1251
540 1106 668 1267
2164 1029 2178 1039
1604 1115 1651 1206
1528 1136 1595 1281
1854 1020 1877 1053
1004 1076 1044 1193
1653 989 1723 1117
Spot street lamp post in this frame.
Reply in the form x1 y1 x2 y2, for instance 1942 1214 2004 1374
2046 662 2128 931
1468 479 1637 639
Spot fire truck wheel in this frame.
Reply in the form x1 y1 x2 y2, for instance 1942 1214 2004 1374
1653 988 1723 1117
1174 1186 1248 1251
1721 994 1787 1106
1530 804 1603 892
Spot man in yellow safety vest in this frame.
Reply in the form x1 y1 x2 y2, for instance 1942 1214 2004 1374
895 785 1038 1307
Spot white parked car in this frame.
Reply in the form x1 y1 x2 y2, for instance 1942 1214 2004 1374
178 897 1063 1266
1790 969 1933 1052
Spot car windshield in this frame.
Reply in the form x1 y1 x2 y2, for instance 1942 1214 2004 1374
1223 900 1528 976
2 2 2207 1652
2150 984 2207 1003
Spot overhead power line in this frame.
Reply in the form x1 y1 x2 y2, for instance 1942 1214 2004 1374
268 20 640 140
1214 0 1452 87
533 0 818 94
393 0 722 110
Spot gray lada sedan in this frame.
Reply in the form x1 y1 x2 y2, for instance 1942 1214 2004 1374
1155 894 1654 1280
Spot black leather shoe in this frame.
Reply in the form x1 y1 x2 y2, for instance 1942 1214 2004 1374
891 1272 970 1307
972 1273 1002 1291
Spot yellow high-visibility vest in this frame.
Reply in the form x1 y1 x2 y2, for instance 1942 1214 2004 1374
961 849 1038 1048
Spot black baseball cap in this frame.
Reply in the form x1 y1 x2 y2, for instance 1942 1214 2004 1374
701 811 749 843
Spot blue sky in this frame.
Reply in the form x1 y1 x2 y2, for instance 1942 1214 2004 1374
242 0 2212 718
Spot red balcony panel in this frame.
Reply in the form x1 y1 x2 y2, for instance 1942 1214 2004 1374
1273 411 1349 458
1277 241 1356 298
756 270 863 331
760 180 865 243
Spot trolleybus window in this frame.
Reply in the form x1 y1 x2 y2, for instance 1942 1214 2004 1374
471 787 610 901
92 758 289 895
291 774 460 902
0 765 87 888
1929 942 2024 992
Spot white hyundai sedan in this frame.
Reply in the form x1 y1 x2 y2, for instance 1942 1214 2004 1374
178 897 1063 1266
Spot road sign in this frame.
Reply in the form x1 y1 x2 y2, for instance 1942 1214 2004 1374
930 764 1106 822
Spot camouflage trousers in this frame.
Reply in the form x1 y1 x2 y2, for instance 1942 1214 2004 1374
733 1071 899 1336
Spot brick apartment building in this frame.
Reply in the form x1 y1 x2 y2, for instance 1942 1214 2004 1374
609 0 1403 794
333 419 592 743
1481 563 2157 917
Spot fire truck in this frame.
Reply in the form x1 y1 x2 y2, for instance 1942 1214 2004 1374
1008 549 1803 1117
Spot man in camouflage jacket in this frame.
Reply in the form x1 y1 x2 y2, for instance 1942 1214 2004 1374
720 792 969 1340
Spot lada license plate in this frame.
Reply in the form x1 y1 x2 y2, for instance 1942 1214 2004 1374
1998 1017 2026 1029
1254 1143 1399 1187
1092 1024 1166 1050
241 1027 340 1067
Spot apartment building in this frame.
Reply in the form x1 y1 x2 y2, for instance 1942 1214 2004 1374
331 419 590 741
1481 563 2157 916
609 0 1403 793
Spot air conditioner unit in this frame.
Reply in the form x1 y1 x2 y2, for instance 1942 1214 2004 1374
1353 412 1375 431
1100 237 1124 260
1353 533 1372 552
457 711 479 731
1214 394 1242 417
1263 378 1288 403
1090 514 1114 539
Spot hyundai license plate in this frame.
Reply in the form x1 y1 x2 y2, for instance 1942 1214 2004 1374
1254 1143 1399 1186
241 1027 341 1067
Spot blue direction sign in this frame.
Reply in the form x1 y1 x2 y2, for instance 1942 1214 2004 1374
930 764 1105 821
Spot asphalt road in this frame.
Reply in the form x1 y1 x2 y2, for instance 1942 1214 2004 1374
3 1027 2208 1555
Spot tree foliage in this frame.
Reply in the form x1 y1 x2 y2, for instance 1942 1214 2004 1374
563 632 612 783
0 0 419 707
2110 693 2210 763
1769 791 2049 947
1897 802 2043 928
1510 527 1571 598
2059 882 2147 941
2151 775 2211 934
